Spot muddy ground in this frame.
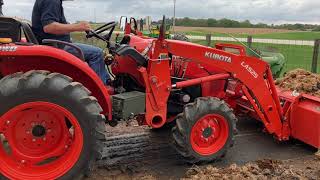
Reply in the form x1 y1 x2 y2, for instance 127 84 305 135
276 69 320 97
87 118 319 180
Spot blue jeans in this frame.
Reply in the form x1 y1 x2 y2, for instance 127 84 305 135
64 43 110 84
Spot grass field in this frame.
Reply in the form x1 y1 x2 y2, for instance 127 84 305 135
187 31 320 41
175 27 320 41
176 26 319 73
190 39 316 73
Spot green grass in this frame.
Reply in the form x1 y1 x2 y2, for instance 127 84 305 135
190 39 317 73
183 29 320 73
184 31 247 37
184 31 320 41
252 32 320 41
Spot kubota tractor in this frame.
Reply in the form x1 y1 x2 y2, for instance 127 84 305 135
0 14 319 180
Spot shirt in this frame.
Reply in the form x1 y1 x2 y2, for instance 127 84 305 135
32 0 71 43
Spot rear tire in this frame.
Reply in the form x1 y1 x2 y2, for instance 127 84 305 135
0 71 106 180
172 97 237 163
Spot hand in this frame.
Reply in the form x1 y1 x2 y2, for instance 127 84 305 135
75 21 91 32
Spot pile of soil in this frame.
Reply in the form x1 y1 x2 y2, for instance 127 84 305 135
183 158 319 180
275 69 320 97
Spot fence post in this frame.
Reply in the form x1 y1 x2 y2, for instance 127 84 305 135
247 36 253 48
206 34 212 47
312 39 320 73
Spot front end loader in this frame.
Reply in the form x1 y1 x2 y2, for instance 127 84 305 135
0 13 319 180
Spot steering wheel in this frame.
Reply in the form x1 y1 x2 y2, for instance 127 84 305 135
86 21 116 42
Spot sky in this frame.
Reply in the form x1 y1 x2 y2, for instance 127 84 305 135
3 0 320 25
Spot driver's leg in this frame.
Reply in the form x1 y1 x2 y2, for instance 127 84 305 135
64 43 110 85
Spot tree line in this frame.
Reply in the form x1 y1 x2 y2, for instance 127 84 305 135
157 18 320 31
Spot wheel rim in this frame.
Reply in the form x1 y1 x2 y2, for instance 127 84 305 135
190 114 229 156
0 102 83 180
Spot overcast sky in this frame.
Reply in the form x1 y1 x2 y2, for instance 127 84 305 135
3 0 320 25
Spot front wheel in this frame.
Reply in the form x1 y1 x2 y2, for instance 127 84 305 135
0 71 106 180
172 97 237 163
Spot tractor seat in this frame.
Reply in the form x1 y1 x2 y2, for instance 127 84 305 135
0 17 39 44
20 22 39 44
0 17 21 42
0 17 85 60
115 44 148 67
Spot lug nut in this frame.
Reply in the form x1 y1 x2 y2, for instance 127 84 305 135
6 121 10 125
32 139 36 142
21 160 26 164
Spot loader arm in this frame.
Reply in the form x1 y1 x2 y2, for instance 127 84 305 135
164 40 285 139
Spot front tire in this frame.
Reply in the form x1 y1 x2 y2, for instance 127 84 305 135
0 71 106 180
172 97 237 163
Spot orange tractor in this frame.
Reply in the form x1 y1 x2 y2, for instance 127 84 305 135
0 14 319 180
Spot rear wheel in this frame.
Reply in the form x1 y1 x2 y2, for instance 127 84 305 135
172 97 237 163
0 71 106 180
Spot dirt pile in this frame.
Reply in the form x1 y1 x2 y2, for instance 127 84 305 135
183 159 316 180
275 69 320 97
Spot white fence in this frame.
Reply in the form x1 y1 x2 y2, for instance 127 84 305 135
114 31 314 46
186 35 315 46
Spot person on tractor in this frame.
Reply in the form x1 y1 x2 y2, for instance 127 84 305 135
32 0 110 85
140 18 144 31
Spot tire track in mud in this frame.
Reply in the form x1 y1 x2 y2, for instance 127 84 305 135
92 120 315 180
97 122 261 171
97 129 182 170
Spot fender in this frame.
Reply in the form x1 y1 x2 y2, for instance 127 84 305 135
0 44 112 120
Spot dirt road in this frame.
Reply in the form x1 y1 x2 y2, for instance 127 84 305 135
88 118 318 180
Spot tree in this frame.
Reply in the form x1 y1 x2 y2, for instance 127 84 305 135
208 18 218 27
